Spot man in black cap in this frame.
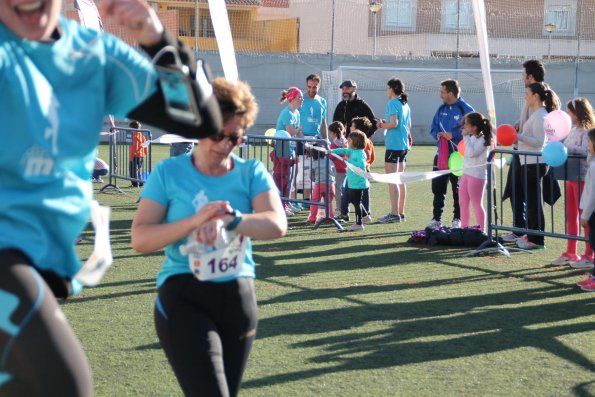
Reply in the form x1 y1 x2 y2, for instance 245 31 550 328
332 80 377 222
332 80 377 136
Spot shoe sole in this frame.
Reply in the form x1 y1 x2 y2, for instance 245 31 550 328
551 259 574 266
570 264 595 270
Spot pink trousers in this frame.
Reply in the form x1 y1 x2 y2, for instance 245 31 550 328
459 174 486 231
308 183 335 222
565 181 593 259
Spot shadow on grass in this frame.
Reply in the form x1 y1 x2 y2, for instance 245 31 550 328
254 245 511 280
62 287 156 305
245 286 595 389
573 381 595 397
133 342 162 351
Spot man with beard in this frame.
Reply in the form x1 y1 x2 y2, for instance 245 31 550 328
332 80 377 136
332 80 377 222
298 74 328 202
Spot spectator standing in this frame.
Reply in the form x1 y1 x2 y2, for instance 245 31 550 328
459 112 493 232
129 120 147 187
329 121 348 216
376 78 411 223
350 116 375 223
551 98 595 266
514 82 558 250
276 87 304 211
502 60 560 242
330 130 369 232
428 80 474 229
299 74 328 202
271 129 296 216
332 80 377 136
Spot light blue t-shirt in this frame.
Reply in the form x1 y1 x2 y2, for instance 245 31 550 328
140 153 277 287
299 95 327 136
276 106 300 132
0 17 157 279
331 148 369 189
384 98 411 151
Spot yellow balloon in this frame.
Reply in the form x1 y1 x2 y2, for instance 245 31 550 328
264 128 276 145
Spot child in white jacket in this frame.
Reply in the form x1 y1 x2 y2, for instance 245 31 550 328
459 112 493 232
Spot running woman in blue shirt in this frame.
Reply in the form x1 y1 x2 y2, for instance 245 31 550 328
0 0 221 394
131 78 287 397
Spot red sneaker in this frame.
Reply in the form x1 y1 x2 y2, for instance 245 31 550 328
580 277 595 291
577 276 594 287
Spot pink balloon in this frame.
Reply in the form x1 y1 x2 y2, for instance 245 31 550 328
544 110 571 142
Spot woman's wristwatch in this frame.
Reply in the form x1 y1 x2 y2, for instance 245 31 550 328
225 209 243 231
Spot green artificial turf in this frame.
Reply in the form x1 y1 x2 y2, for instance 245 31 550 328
63 143 595 396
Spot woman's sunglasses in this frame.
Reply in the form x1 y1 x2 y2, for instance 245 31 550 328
209 132 244 145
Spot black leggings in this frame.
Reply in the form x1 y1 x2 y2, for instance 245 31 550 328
347 188 365 225
154 275 258 397
0 249 92 397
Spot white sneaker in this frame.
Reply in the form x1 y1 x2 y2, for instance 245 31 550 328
500 232 520 242
345 223 364 232
427 219 442 229
550 255 578 266
377 213 401 223
516 236 544 250
570 259 595 269
451 218 462 228
362 215 372 224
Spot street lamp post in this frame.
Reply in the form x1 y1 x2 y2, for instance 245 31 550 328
194 0 199 52
369 1 382 57
545 23 556 60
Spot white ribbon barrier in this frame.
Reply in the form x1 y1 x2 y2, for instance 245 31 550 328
304 143 505 186
142 133 199 148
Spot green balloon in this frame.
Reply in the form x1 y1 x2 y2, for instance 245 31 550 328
448 152 464 177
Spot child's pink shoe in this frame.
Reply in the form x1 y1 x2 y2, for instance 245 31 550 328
577 275 594 287
579 276 595 291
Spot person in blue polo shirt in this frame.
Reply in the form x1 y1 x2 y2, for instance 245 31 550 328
428 79 474 229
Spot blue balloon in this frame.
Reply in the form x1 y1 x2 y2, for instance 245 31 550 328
542 141 568 167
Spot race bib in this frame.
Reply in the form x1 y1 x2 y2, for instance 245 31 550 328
186 232 248 281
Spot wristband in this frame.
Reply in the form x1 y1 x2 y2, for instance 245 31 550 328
225 209 243 231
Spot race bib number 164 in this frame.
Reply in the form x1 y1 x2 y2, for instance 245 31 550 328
189 234 247 281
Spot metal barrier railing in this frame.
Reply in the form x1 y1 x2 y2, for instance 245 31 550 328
100 127 152 194
241 134 342 230
472 148 588 256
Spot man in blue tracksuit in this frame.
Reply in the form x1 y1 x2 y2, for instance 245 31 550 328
428 80 474 228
